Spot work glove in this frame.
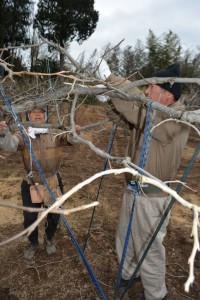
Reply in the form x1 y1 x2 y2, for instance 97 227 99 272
27 127 48 139
89 50 111 80
91 53 111 102
95 58 111 81
94 84 110 102
96 95 110 103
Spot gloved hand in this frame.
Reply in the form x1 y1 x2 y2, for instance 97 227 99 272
94 84 110 103
27 127 48 139
95 58 111 80
96 95 110 102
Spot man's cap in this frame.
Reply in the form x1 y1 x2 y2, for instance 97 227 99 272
26 102 47 122
29 105 46 112
152 63 181 100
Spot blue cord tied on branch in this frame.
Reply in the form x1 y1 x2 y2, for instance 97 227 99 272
139 100 155 170
114 100 156 298
127 100 155 195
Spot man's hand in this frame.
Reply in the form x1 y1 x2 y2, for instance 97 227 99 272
75 125 81 134
69 125 81 135
0 120 19 152
0 121 8 131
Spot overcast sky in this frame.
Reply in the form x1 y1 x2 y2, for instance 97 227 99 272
70 0 200 60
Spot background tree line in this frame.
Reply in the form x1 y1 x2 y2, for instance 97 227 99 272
103 29 200 80
0 0 99 70
0 0 200 102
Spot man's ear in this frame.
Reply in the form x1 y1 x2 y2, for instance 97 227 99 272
166 91 175 104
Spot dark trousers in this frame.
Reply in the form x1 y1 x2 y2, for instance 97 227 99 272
21 180 60 244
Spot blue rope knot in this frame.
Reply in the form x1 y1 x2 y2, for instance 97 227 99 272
127 100 155 195
127 180 140 195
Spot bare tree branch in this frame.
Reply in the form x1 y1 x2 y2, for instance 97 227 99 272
39 34 80 70
0 42 45 51
3 118 110 132
0 201 99 215
2 81 200 124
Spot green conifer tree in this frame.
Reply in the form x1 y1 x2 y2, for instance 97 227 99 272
34 0 99 69
0 0 33 48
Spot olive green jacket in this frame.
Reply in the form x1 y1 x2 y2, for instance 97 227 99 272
105 73 190 183
15 128 75 183
0 128 74 183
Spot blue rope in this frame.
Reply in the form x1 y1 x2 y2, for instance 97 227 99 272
113 195 135 299
60 214 107 299
120 142 200 300
176 142 200 193
139 100 154 170
114 100 155 299
0 85 107 300
83 123 118 252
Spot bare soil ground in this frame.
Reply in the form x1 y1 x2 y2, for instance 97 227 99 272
0 104 200 300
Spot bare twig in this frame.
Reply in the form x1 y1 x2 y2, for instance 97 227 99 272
0 201 99 215
151 118 200 136
184 208 200 292
39 34 80 70
6 118 110 132
0 42 45 51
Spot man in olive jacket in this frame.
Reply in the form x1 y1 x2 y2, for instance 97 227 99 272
99 63 190 300
0 105 80 260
